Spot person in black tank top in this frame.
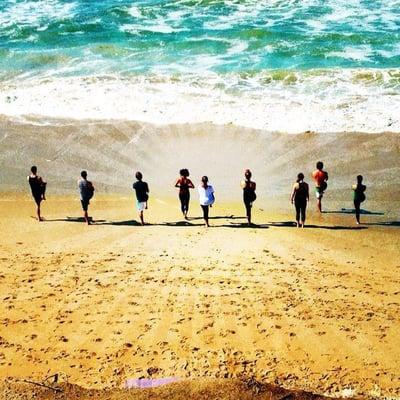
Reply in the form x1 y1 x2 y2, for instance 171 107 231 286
174 168 194 220
240 169 256 225
290 173 309 228
27 165 47 221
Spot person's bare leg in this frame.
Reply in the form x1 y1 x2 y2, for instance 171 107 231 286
84 210 91 225
355 201 360 224
37 204 43 222
317 198 322 213
139 210 145 225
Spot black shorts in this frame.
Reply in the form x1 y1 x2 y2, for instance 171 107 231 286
81 199 90 211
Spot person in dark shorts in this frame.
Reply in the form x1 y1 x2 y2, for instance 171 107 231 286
27 166 47 221
290 173 309 228
78 171 95 225
197 176 214 227
352 175 366 224
240 169 256 225
175 168 194 219
133 171 149 226
312 161 328 213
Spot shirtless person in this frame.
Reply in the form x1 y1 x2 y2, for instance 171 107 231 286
312 161 328 213
28 166 47 221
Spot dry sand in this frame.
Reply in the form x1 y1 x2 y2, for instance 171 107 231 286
0 194 399 399
1 118 400 398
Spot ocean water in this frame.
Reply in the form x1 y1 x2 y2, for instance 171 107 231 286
0 0 399 132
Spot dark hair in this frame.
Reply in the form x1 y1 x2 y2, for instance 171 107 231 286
316 161 324 170
357 175 363 183
180 168 189 177
31 166 37 174
135 171 143 180
297 173 304 182
81 170 87 179
244 169 252 179
201 176 208 184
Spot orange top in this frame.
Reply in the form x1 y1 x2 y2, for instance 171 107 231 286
312 170 327 187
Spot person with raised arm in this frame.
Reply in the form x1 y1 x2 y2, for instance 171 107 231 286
175 168 194 219
290 173 309 228
133 171 149 226
240 169 256 225
78 170 95 225
312 161 328 213
28 166 47 222
352 175 366 224
198 176 214 227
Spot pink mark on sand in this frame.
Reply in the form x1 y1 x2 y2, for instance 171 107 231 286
125 377 181 389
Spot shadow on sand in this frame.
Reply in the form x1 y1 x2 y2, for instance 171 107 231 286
188 215 242 221
365 221 400 227
44 217 106 224
323 208 384 216
269 221 367 230
220 222 269 229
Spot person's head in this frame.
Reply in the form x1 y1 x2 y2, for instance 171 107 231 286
316 161 324 170
81 170 87 179
244 169 252 180
180 168 189 178
297 173 304 183
135 171 143 181
357 175 363 183
31 166 37 174
201 176 208 186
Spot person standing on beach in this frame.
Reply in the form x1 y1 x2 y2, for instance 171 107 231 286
78 171 95 225
352 175 366 225
133 171 149 226
240 169 256 225
290 173 309 228
312 161 328 213
198 176 214 227
175 168 194 220
28 166 47 222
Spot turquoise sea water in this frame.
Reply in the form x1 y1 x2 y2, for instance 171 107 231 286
0 0 400 132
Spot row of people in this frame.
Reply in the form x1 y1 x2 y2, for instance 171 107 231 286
28 162 367 227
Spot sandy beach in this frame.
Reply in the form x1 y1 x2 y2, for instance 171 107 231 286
0 188 399 398
1 118 400 399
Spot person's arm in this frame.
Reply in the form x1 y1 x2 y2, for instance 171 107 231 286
306 183 309 201
325 171 329 181
290 184 296 203
174 178 180 188
188 179 194 189
253 182 256 191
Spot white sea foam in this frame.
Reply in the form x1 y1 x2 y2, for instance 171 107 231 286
327 45 374 62
0 0 76 29
0 70 399 133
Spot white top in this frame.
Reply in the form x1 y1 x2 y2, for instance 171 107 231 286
198 184 215 206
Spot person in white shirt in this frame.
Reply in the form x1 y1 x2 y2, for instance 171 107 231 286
198 176 214 227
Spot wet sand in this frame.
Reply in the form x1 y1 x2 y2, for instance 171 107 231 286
0 194 399 399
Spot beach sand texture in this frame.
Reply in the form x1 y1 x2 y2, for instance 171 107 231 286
0 120 400 398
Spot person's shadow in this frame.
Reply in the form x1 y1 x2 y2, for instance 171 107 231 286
323 208 384 215
269 221 367 230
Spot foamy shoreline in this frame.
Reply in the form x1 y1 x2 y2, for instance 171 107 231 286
1 69 400 133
